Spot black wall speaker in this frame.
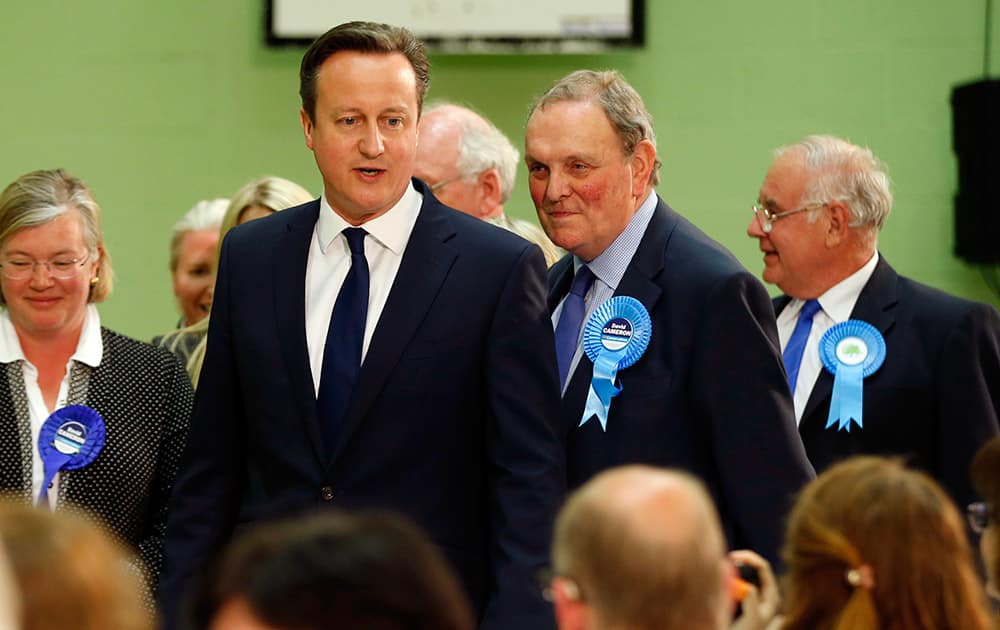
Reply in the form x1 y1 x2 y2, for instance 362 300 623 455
952 79 1000 264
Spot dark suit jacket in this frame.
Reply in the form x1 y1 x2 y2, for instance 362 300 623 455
775 255 1000 506
0 328 194 584
551 196 814 565
160 180 564 629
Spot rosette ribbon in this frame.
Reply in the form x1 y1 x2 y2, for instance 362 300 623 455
580 296 651 431
36 405 105 506
819 320 886 432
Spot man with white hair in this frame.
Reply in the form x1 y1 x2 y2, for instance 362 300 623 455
549 465 732 630
748 134 1000 507
416 103 561 265
416 103 518 221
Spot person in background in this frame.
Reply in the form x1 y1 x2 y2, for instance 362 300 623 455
164 198 227 331
0 501 150 630
748 135 1000 508
156 176 312 382
0 169 193 589
159 22 563 630
548 465 732 630
527 69 813 565
781 456 992 630
970 435 1000 608
0 536 20 630
415 102 561 266
187 511 474 630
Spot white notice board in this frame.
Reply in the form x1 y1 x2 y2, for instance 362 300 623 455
267 0 644 52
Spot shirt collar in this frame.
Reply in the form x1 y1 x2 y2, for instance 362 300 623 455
0 303 103 367
575 189 658 288
787 251 880 323
316 182 423 256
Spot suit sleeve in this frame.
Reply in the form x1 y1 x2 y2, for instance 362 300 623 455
137 352 193 587
691 271 814 565
157 235 247 627
937 303 1000 507
480 243 564 630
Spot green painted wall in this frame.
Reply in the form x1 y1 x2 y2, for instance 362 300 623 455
2 1 997 339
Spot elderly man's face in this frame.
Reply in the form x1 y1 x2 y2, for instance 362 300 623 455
414 113 483 216
300 51 419 225
747 153 831 298
525 99 643 262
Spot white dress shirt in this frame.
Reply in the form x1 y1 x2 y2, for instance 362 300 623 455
0 304 103 506
778 252 879 423
305 184 422 395
552 190 658 394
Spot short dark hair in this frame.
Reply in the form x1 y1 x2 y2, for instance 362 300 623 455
299 21 430 122
190 510 474 630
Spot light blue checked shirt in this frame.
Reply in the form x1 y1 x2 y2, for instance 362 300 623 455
552 190 658 393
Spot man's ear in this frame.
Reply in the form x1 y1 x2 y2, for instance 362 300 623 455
824 201 851 247
477 168 503 219
300 108 315 150
551 578 589 630
629 139 657 197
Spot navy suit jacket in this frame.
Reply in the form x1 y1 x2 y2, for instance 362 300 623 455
160 180 564 629
775 255 1000 507
551 196 814 565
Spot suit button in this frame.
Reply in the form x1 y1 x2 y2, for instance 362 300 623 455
321 486 334 501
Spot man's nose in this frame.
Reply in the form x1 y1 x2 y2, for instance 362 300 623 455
360 125 384 158
747 212 767 238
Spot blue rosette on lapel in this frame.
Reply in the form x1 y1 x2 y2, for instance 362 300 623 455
580 296 652 431
36 405 106 506
819 320 886 432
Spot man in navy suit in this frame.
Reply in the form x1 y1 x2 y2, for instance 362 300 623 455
525 69 814 565
747 134 1000 507
159 22 564 630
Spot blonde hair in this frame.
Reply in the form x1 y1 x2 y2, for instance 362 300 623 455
782 456 990 630
0 501 151 630
0 169 113 304
160 176 313 386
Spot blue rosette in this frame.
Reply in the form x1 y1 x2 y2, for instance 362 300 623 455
579 296 652 430
819 320 886 432
36 405 105 506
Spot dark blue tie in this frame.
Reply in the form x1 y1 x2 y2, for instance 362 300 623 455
316 227 369 457
783 299 821 395
555 265 595 388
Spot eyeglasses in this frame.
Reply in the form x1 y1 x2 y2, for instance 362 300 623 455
428 175 465 193
968 501 992 533
0 252 90 281
752 201 827 233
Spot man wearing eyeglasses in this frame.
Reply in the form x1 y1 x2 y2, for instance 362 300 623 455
414 102 562 266
747 134 1000 508
527 69 814 567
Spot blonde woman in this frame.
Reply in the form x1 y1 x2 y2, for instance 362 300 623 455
157 176 312 385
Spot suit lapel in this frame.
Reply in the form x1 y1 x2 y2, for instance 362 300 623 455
562 198 673 413
273 202 326 465
800 255 898 424
327 194 458 464
547 256 573 313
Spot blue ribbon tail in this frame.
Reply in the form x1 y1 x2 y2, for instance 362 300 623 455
579 351 624 431
36 452 70 508
827 363 864 432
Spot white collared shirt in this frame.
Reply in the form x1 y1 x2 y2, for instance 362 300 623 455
0 304 103 507
305 184 422 395
777 252 879 423
552 190 658 393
